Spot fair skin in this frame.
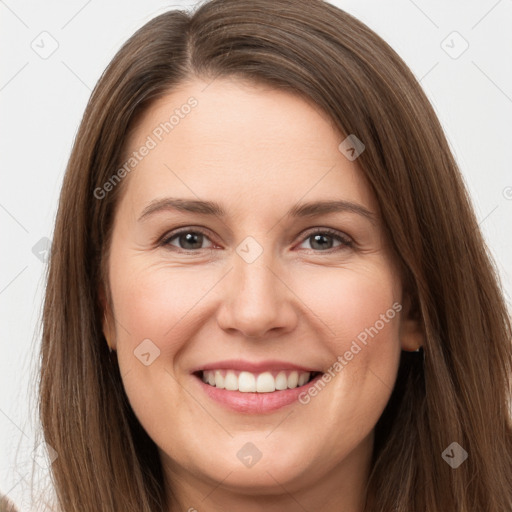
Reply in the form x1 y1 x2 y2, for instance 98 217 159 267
102 77 422 512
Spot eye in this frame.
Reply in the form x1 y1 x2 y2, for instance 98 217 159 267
297 228 353 252
161 229 215 251
159 227 353 253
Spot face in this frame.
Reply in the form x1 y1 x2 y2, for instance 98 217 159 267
102 77 421 508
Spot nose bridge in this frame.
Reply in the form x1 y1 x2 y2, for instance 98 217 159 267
235 249 276 299
216 237 297 338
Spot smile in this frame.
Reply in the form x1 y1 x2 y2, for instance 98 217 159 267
198 369 321 393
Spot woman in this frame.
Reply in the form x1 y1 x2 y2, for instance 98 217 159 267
38 0 512 510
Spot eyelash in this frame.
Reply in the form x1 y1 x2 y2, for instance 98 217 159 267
159 227 354 254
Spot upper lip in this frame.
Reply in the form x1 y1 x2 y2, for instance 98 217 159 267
191 359 323 374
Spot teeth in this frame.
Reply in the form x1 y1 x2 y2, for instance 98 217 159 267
287 371 299 389
214 370 224 389
256 372 275 393
275 372 288 390
298 372 308 387
224 371 238 391
200 369 314 393
239 371 256 392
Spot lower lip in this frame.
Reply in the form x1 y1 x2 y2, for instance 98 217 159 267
194 373 324 414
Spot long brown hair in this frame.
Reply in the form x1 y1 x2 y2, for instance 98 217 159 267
39 0 512 510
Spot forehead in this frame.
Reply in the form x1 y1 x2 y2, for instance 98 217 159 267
119 77 376 215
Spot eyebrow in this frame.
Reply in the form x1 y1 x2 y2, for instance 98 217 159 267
138 197 376 224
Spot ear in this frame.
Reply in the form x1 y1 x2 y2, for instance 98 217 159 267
99 283 116 350
398 293 424 352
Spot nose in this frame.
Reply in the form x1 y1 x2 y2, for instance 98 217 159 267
216 251 299 339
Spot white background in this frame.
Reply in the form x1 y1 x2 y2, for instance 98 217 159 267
1 0 511 509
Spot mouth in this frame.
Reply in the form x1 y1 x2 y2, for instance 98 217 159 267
193 369 323 393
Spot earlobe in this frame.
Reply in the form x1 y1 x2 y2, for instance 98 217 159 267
400 317 424 352
398 292 424 352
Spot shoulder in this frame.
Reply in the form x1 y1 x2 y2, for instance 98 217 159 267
0 494 19 512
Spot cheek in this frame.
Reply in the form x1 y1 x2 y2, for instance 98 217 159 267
298 262 401 345
109 262 219 352
108 263 209 453
295 263 402 438
107 261 223 430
